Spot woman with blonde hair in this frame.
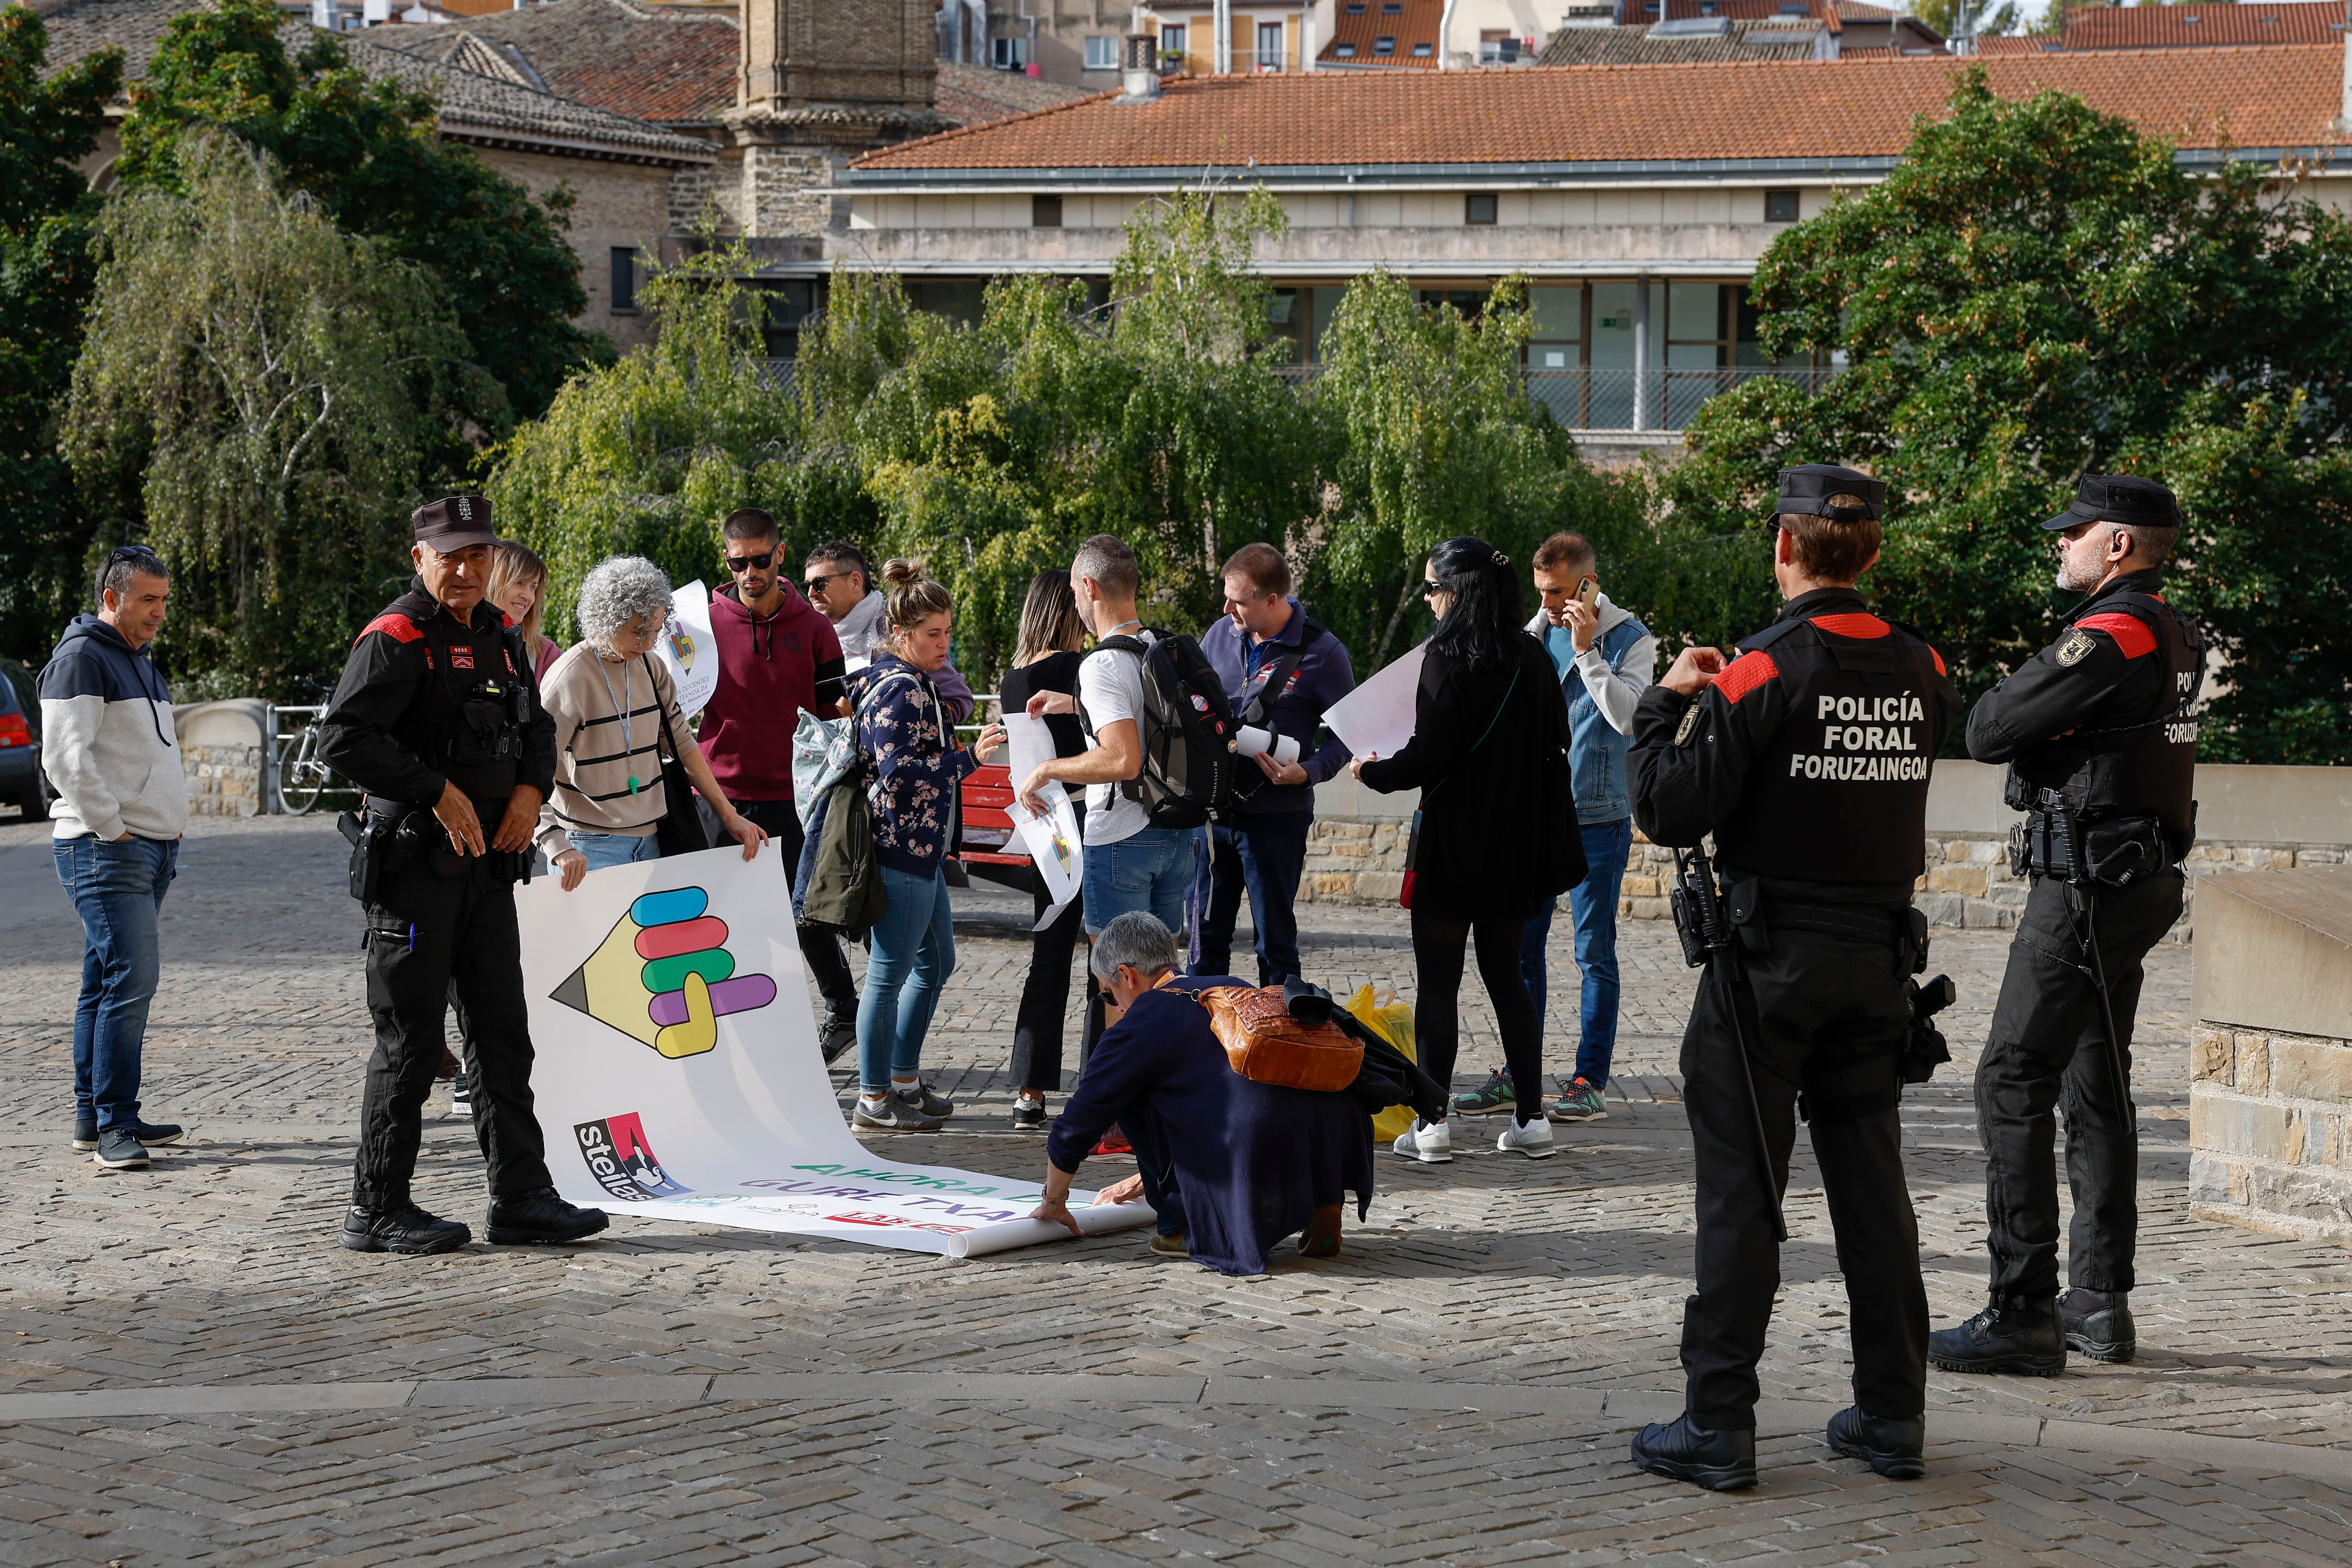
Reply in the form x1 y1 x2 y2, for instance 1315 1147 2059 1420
845 559 1006 1132
534 556 766 889
485 541 563 684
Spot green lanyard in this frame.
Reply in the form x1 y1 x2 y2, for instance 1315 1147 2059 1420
593 656 639 795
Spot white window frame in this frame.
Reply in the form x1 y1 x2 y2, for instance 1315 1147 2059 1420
1083 35 1118 71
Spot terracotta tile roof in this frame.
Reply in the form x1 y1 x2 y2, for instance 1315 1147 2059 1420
1539 20 1830 64
1318 0 1443 68
350 31 715 159
2061 2 2343 50
1650 0 1843 32
430 0 739 124
934 62 1090 127
1971 34 2050 56
852 45 2349 175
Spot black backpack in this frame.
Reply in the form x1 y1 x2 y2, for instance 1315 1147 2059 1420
1089 631 1240 828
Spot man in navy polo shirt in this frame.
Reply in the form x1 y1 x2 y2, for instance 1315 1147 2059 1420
1195 543 1356 987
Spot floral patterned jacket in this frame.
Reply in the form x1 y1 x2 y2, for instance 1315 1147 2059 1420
848 654 977 877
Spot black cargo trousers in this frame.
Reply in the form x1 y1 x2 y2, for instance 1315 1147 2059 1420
1976 869 2182 1303
354 848 554 1209
1679 923 1926 1433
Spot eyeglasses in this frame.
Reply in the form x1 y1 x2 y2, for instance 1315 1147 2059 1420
1420 581 1445 600
804 571 849 593
724 550 776 573
106 545 161 565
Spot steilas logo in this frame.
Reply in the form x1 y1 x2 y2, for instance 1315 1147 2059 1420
575 1112 691 1202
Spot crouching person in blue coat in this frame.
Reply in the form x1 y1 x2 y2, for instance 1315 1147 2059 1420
1029 913 1375 1276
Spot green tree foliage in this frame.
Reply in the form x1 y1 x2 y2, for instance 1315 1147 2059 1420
0 5 119 666
118 0 610 422
1909 0 2021 39
65 135 487 690
487 243 806 642
1670 69 2352 761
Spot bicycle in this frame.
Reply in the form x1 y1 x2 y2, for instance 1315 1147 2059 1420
273 677 338 816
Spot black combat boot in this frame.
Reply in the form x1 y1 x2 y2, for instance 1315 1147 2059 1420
486 1187 610 1246
341 1202 471 1255
1929 1295 2067 1377
1630 1412 1757 1492
1826 1406 1926 1479
818 1004 858 1065
2058 1288 2135 1364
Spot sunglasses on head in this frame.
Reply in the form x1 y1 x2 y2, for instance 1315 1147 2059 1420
725 550 776 573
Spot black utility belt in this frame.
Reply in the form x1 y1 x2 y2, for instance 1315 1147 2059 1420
1712 876 1929 977
2010 811 2184 887
339 798 533 903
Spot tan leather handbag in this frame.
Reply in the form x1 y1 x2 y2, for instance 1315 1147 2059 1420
1192 986 1363 1093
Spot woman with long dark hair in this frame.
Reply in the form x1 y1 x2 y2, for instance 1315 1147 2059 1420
995 570 1096 1131
1354 536 1585 1164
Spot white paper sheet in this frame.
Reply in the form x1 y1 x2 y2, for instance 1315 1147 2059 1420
1010 780 1084 910
1002 709 1059 786
654 580 718 719
518 843 1152 1257
1321 643 1426 764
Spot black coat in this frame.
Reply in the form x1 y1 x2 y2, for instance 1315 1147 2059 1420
1358 634 1586 923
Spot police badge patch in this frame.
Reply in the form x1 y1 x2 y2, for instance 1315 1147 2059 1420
1675 703 1702 745
2055 629 2096 668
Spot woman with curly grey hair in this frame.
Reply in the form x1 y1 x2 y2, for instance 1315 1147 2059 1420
535 556 766 890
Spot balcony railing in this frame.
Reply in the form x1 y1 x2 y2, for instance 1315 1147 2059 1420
1265 363 1829 430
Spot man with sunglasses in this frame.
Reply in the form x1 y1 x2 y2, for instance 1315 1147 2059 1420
699 509 860 1059
803 541 974 723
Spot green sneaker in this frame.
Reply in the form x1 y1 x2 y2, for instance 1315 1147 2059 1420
1547 1077 1609 1123
1452 1067 1516 1117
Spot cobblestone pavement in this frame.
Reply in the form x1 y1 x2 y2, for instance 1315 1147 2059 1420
3 816 2351 1567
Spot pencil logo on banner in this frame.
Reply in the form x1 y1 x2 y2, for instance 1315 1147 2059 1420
550 885 777 1059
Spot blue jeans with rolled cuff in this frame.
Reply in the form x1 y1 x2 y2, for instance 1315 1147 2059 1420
1518 817 1632 1090
858 864 956 1093
55 834 179 1133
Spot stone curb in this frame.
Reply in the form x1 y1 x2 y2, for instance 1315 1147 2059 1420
4 1373 2347 1484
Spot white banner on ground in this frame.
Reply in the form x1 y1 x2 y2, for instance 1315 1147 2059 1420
517 842 1152 1257
1322 642 1425 764
656 580 718 719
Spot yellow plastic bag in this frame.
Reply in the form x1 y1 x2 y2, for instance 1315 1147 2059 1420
1348 983 1421 1143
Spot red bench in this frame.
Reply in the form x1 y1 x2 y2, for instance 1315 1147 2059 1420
952 763 1038 893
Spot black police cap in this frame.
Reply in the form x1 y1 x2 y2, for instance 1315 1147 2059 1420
412 493 496 553
1776 464 1886 523
2042 474 2181 533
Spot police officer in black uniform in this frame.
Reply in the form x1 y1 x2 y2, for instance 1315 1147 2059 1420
318 495 607 1255
1929 476 2200 1375
1627 466 1962 1490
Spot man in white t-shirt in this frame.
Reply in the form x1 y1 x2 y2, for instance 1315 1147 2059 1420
1014 534 1202 941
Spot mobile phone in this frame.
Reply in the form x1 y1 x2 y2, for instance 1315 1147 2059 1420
1576 576 1600 611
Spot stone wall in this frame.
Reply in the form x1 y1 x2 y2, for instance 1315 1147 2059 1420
183 744 264 819
470 148 681 353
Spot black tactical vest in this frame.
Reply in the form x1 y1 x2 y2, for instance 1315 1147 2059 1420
1714 610 1951 892
2002 590 2201 843
371 589 533 806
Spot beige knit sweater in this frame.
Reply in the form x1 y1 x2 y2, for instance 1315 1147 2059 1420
536 646 691 854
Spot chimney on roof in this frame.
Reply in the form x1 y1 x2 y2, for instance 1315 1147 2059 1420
1120 34 1161 102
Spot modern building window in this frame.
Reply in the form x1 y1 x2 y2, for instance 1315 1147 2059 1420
1033 194 1063 229
1479 31 1522 63
1411 40 1434 56
1374 34 1396 54
1345 1 1365 11
1464 192 1498 225
1334 41 1357 56
1524 285 1588 427
1383 0 1403 10
1083 35 1118 71
1257 20 1284 69
1764 188 1800 223
1161 24 1187 68
609 247 639 313
992 36 1028 71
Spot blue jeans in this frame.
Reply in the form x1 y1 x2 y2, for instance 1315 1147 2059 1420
1196 810 1311 986
55 835 179 1132
1082 825 1203 938
1519 818 1633 1089
566 830 662 871
859 863 956 1092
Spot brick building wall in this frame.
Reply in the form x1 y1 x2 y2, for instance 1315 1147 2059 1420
472 148 682 353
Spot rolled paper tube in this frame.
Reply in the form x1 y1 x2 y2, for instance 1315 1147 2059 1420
648 973 778 1027
636 915 729 961
630 887 708 927
641 947 735 994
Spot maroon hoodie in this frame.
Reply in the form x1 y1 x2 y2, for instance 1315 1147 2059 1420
697 581 845 801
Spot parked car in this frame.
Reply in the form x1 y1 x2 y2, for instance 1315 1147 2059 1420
0 672 48 823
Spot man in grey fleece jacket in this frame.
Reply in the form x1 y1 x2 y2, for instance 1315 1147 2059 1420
38 546 188 1171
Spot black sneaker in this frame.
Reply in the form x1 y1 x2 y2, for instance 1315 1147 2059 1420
1826 1406 1926 1479
1011 1098 1048 1132
72 1116 97 1153
340 1202 470 1255
1630 1412 1757 1492
853 1093 944 1132
818 1007 858 1065
1929 1297 2067 1377
132 1121 183 1145
485 1187 609 1246
450 1072 472 1115
92 1128 150 1170
1452 1067 1516 1117
2058 1288 2135 1364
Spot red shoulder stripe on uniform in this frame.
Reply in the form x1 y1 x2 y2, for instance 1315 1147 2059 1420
358 613 421 645
1808 612 1890 640
1715 650 1780 704
501 610 517 629
1931 646 1947 676
2077 613 2157 659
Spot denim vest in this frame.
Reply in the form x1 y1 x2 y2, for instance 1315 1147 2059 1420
1553 615 1647 824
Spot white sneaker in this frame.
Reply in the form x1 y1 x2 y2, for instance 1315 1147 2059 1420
1392 1118 1454 1164
1496 1115 1557 1160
